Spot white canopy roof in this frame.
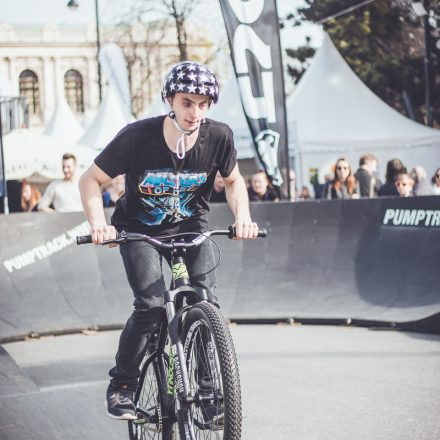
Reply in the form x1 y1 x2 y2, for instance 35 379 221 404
209 76 254 159
77 85 135 150
3 129 96 181
43 96 84 142
287 33 440 184
142 92 166 118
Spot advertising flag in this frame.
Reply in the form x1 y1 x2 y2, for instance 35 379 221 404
219 0 290 197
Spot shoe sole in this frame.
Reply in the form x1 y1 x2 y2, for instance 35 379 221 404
104 400 137 421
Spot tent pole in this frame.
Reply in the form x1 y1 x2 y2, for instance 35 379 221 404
292 120 303 194
0 101 9 215
423 0 433 127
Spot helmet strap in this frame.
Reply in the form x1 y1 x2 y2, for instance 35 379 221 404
168 111 198 160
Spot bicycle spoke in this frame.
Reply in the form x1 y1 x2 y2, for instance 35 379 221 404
131 359 164 440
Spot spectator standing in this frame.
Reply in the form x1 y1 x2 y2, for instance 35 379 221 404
431 168 440 195
288 169 297 202
354 154 381 197
410 166 434 196
39 153 83 213
396 173 414 197
247 170 278 202
103 175 125 207
378 159 406 197
325 157 359 199
209 171 227 203
20 181 41 212
299 186 311 200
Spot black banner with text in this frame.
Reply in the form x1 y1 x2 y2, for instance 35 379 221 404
219 0 290 197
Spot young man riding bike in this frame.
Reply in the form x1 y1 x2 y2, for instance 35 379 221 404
78 61 259 420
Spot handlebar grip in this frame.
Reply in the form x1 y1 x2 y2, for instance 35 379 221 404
77 235 93 245
228 226 267 239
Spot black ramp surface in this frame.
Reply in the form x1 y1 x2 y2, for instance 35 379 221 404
1 197 440 340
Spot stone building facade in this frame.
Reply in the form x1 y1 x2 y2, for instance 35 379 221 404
0 20 218 126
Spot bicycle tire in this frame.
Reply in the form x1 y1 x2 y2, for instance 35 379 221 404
178 302 242 440
128 352 176 440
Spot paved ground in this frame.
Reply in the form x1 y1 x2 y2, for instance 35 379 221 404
1 324 440 440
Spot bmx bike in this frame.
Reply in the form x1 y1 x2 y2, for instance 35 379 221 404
77 226 267 440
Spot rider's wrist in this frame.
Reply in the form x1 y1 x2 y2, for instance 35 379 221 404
90 223 108 228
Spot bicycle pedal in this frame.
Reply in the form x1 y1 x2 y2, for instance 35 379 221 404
133 418 146 425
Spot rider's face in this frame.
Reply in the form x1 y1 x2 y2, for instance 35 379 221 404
170 93 209 131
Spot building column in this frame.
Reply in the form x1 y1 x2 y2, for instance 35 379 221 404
53 57 63 101
8 57 19 95
42 56 54 122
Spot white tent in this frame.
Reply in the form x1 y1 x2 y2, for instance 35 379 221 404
142 92 166 118
287 33 440 186
209 76 254 159
43 96 84 143
3 129 96 181
77 85 135 150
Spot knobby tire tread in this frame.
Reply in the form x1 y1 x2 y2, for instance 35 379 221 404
179 302 242 440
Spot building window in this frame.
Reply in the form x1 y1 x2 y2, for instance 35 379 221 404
19 70 40 115
64 69 84 113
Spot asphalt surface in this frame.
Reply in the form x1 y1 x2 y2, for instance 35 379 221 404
1 324 440 440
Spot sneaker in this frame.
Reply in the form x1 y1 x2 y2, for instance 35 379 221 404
105 383 137 420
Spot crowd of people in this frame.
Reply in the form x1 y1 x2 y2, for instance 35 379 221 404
314 155 440 200
9 152 440 214
225 155 440 204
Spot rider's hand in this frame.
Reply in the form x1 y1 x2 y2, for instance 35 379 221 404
233 218 259 240
90 224 118 247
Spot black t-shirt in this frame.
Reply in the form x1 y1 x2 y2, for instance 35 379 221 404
95 116 237 235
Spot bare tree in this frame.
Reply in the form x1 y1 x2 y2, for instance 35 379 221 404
160 0 202 61
104 0 226 116
110 17 168 116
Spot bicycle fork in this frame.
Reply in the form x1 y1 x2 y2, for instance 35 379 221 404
164 250 208 407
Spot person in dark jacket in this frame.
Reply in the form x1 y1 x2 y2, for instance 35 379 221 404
210 171 227 202
354 154 381 198
378 159 406 197
247 170 278 202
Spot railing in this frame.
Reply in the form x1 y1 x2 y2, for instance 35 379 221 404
0 96 29 135
0 96 29 210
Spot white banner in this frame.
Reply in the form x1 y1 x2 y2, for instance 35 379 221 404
99 43 131 113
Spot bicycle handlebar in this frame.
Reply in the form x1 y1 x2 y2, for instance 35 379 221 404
76 226 267 249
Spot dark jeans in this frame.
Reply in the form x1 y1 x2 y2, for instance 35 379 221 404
109 239 217 386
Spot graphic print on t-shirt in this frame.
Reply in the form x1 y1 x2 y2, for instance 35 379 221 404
137 169 207 225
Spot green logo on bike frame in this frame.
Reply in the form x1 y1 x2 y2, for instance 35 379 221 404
172 263 189 281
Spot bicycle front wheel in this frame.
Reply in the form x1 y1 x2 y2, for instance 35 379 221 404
128 353 175 440
178 302 242 440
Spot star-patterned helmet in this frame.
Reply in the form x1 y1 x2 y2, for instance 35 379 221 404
162 61 219 104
